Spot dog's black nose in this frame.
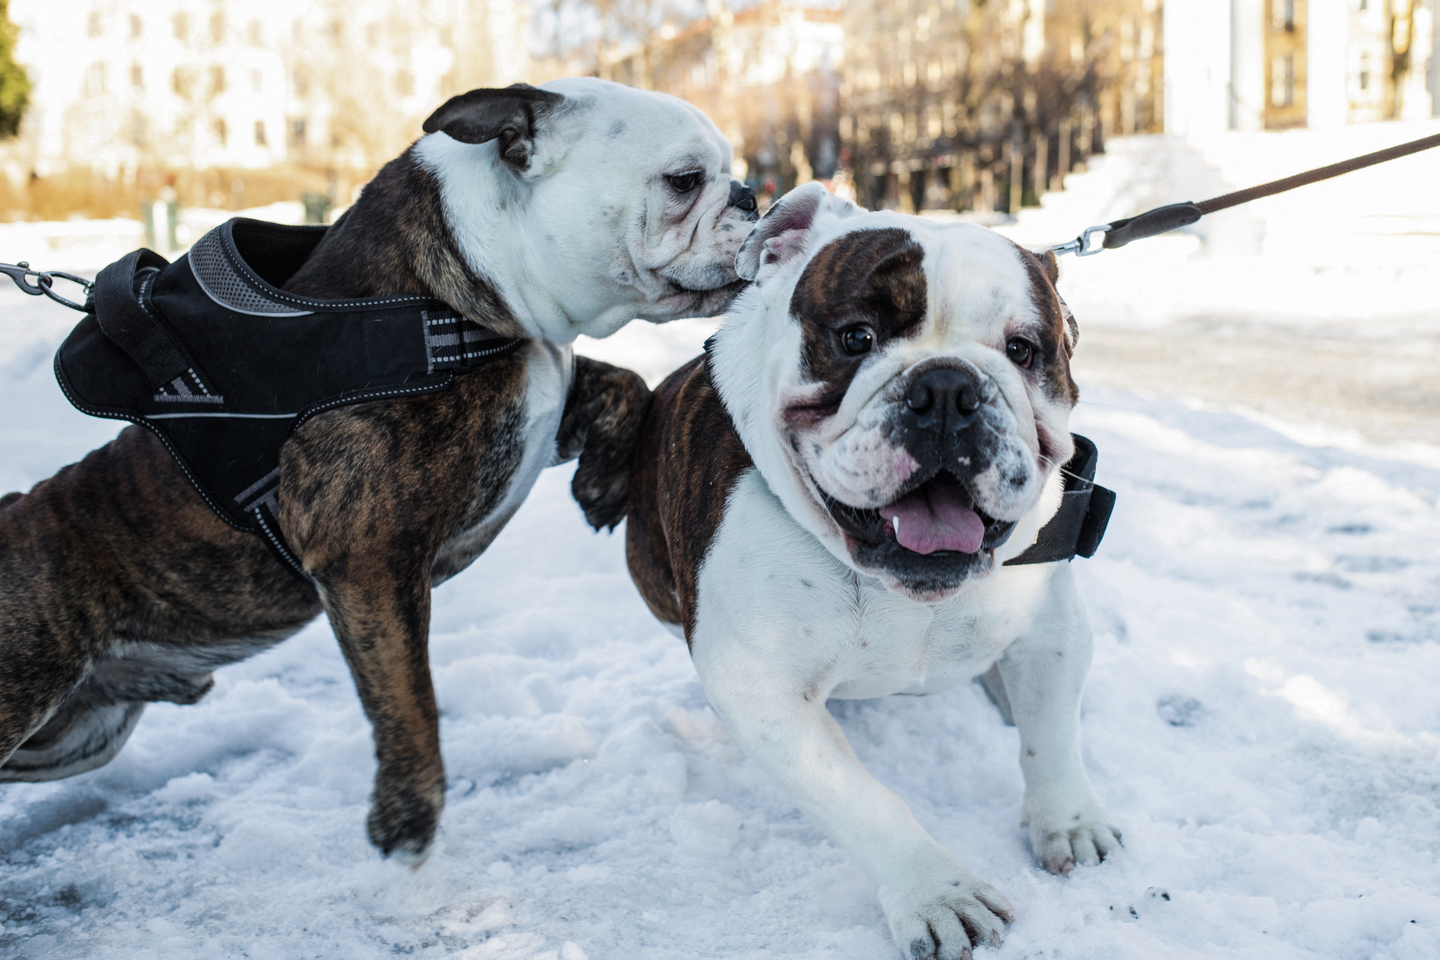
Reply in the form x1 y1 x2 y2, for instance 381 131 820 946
905 367 983 430
729 180 758 216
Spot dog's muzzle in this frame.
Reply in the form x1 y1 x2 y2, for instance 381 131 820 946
728 180 759 220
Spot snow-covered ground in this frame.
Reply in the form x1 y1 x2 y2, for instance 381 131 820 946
2 133 1440 959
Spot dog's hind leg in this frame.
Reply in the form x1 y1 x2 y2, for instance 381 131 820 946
0 699 145 782
0 626 132 782
0 472 133 782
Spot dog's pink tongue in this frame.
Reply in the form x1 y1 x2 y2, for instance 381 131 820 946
888 484 985 555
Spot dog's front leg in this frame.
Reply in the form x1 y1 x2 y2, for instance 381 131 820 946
695 645 1014 959
312 558 444 864
553 355 652 532
996 565 1121 875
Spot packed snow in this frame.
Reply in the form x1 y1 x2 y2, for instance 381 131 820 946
2 134 1439 959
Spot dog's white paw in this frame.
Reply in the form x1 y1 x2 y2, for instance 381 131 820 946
1024 794 1122 876
876 848 1015 960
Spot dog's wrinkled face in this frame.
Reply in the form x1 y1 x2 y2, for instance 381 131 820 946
713 183 1079 601
417 77 757 342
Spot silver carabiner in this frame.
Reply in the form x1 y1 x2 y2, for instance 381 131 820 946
1050 223 1111 258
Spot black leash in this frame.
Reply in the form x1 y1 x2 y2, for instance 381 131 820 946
1051 131 1440 257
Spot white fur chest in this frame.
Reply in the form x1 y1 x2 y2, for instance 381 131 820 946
691 470 1061 703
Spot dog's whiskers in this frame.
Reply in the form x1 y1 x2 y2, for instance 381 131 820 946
1037 453 1090 487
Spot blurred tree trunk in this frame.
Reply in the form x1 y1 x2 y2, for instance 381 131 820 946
0 0 31 138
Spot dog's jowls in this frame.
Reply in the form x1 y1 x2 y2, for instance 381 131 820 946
616 182 1119 959
0 78 749 865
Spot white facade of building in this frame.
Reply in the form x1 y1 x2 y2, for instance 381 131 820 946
1164 0 1436 141
4 0 531 178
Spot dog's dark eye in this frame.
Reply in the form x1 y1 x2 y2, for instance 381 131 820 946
1006 337 1036 369
665 171 703 193
839 325 875 356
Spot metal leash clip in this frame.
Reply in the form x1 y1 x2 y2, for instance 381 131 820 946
1 260 94 311
1049 223 1111 258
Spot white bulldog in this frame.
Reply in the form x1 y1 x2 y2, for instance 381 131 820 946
414 76 756 340
621 183 1120 958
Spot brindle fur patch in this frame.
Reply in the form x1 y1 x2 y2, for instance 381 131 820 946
285 150 527 341
792 228 928 400
557 356 653 531
625 356 754 641
0 427 319 774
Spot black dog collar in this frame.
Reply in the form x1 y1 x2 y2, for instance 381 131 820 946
1003 434 1115 566
54 218 522 579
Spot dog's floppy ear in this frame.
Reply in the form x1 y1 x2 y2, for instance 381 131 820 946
423 83 565 169
1058 291 1078 353
1037 248 1060 286
735 181 861 283
1032 248 1078 352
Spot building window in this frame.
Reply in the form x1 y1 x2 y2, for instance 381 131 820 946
174 12 188 41
210 13 226 44
1271 54 1295 106
85 62 107 96
87 12 102 37
210 66 226 95
214 118 228 146
289 119 306 148
130 64 143 90
251 69 263 93
1273 0 1295 30
1263 0 1306 128
254 121 268 146
248 20 263 46
172 67 192 98
1358 52 1370 91
129 14 142 39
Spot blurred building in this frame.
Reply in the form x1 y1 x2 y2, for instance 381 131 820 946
0 0 530 218
1165 0 1437 139
598 0 844 204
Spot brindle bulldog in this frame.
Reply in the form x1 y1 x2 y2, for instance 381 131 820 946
0 78 756 864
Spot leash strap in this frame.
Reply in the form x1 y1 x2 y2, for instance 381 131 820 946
1053 131 1440 256
1003 434 1115 566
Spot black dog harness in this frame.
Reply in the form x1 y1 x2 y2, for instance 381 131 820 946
53 218 522 578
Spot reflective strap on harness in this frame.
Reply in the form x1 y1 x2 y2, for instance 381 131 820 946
92 249 200 392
